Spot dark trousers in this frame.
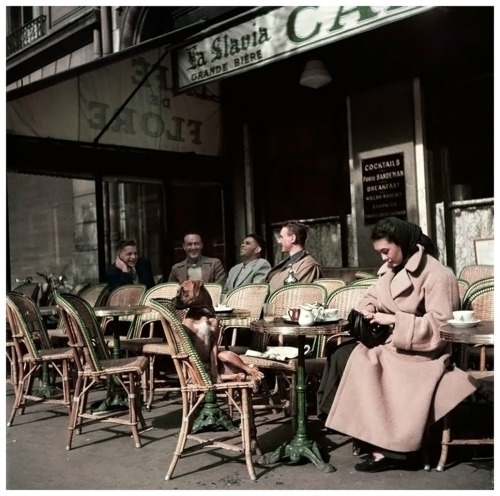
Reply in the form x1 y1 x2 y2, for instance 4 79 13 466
316 340 357 419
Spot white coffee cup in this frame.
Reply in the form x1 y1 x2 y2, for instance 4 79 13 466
323 308 339 321
452 310 475 322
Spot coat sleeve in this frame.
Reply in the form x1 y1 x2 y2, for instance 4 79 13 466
167 266 179 283
212 259 227 284
391 268 459 352
294 256 322 283
106 265 133 291
251 260 272 283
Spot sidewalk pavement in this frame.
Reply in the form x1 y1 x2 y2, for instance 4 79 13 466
4 387 494 491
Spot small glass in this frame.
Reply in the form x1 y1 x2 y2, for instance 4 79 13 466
263 303 275 322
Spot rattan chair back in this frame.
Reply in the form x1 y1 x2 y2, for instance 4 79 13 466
462 284 494 321
349 277 378 287
267 283 327 317
326 285 370 319
313 278 346 297
80 283 109 307
462 277 494 305
70 282 90 295
6 292 73 426
148 297 260 481
7 291 52 354
106 284 147 306
56 293 112 371
225 283 270 319
204 283 223 306
459 264 494 284
457 279 470 306
12 282 39 301
126 283 181 339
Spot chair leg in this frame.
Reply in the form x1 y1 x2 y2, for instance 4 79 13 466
146 355 156 411
165 390 191 480
127 371 142 448
66 375 83 450
436 414 450 472
241 388 257 481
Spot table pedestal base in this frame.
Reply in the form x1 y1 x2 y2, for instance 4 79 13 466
33 363 63 398
192 401 239 433
32 383 63 399
90 394 128 414
257 435 336 472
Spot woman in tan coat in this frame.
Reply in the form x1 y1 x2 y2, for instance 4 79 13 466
325 217 477 472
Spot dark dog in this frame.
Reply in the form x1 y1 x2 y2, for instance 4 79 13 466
173 279 263 383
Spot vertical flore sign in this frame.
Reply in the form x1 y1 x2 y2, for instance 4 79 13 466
362 152 407 224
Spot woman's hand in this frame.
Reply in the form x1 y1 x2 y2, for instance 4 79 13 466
369 312 396 326
361 304 376 319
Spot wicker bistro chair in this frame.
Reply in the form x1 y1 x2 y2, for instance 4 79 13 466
6 292 74 427
70 283 90 295
204 283 223 306
119 283 181 349
12 282 40 301
147 298 262 481
313 278 346 297
55 293 148 450
433 324 494 472
80 283 109 307
458 264 494 285
457 279 470 307
461 277 494 308
349 277 378 287
218 283 270 354
461 283 495 371
238 283 329 421
100 284 147 336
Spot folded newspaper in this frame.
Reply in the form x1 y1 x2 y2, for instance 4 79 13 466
245 346 308 361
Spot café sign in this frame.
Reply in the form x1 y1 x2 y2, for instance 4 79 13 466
362 152 407 224
176 6 433 89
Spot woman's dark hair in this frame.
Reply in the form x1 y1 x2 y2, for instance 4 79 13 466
371 217 439 263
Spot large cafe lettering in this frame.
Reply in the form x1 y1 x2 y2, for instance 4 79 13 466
177 6 432 89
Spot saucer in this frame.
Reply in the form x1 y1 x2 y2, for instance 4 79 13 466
214 306 233 313
447 319 481 328
317 318 341 324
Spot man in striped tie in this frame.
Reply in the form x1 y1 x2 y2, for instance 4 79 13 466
106 239 155 291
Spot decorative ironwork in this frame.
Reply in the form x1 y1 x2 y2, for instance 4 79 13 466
7 15 46 56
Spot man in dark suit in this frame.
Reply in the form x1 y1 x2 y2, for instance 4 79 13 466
106 239 155 291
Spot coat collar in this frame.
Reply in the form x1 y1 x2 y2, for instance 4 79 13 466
378 245 425 298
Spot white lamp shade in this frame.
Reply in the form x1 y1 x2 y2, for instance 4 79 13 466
299 59 332 89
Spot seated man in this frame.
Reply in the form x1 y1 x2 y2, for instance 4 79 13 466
223 233 271 294
168 233 226 284
266 220 322 293
106 239 155 291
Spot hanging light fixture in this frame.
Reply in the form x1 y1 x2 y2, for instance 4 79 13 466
299 59 332 89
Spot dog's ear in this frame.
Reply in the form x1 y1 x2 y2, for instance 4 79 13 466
191 279 203 299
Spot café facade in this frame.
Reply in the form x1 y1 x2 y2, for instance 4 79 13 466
6 6 494 287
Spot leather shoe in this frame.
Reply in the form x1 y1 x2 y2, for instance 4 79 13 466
354 455 398 473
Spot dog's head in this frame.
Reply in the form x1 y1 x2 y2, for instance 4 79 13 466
173 279 215 313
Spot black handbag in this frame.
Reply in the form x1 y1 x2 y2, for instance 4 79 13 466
347 308 391 348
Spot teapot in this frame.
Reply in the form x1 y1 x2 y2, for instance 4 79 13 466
298 304 322 326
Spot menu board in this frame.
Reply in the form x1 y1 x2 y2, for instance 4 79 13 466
362 152 407 224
